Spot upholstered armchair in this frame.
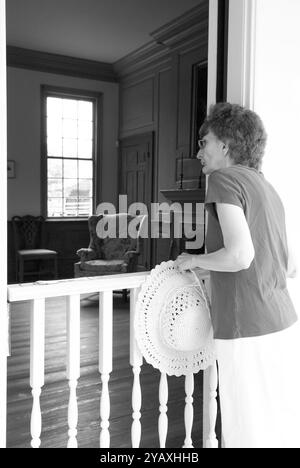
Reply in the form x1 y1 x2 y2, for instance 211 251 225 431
74 213 146 282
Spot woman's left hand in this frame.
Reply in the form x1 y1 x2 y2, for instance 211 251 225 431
175 253 198 272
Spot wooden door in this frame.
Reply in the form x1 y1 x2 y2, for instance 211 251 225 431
119 133 153 270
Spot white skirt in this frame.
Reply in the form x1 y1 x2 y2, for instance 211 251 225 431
215 321 300 448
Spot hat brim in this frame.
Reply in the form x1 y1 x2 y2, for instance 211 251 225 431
134 261 216 377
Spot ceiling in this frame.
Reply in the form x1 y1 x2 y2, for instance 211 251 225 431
6 0 204 64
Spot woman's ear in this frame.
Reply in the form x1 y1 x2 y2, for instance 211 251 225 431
223 143 229 157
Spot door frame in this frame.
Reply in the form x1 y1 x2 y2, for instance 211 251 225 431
0 0 7 448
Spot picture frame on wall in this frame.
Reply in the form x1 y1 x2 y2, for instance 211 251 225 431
7 160 16 179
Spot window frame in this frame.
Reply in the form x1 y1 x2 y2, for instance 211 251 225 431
41 85 103 220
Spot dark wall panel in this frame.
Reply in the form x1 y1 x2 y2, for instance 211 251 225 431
121 78 154 133
8 220 90 283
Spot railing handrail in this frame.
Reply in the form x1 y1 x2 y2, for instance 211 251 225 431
7 270 210 303
7 271 152 303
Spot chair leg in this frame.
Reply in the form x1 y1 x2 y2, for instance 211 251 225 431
122 289 128 302
19 258 24 283
15 257 19 283
54 256 58 279
37 260 42 279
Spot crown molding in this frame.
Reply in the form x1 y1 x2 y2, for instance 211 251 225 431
113 41 172 81
151 1 209 48
6 46 118 83
114 1 209 79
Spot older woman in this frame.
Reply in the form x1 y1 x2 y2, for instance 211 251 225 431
175 103 299 448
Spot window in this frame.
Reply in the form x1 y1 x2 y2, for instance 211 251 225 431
42 86 101 218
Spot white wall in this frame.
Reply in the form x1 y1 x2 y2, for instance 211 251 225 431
7 67 119 219
227 0 300 311
252 0 300 311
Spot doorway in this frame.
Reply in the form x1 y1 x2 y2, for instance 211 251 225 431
119 132 154 270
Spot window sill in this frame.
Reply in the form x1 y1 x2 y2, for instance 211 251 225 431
46 218 89 222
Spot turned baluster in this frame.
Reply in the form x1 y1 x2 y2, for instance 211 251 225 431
99 290 113 448
130 288 142 448
30 298 45 448
66 294 80 448
183 373 194 448
206 362 219 448
158 373 168 448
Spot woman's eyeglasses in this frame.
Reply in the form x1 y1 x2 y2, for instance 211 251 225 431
198 139 207 149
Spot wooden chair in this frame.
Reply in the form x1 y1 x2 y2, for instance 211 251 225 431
12 215 58 283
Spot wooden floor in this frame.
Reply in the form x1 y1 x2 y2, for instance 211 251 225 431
7 293 208 449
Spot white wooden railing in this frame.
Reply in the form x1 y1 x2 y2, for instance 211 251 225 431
4 272 218 448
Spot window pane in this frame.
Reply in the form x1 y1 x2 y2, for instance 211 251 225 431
78 101 93 121
78 121 93 140
63 198 78 217
47 137 62 157
47 97 62 119
48 179 62 197
48 159 62 178
63 119 78 139
64 159 78 179
48 198 63 217
78 160 93 179
63 99 78 119
78 139 93 159
64 179 78 198
78 198 92 216
63 138 77 158
47 118 62 139
79 179 93 198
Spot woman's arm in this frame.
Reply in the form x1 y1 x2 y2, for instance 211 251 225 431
176 203 255 273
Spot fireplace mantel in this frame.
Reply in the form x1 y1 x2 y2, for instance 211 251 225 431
160 188 205 204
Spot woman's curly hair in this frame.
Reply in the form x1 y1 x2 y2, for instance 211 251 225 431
199 103 267 169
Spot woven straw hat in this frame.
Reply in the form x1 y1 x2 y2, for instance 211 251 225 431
134 261 216 377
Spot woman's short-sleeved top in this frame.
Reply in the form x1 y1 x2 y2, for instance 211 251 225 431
205 164 297 339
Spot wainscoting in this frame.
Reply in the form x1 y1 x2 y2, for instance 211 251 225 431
7 220 90 283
